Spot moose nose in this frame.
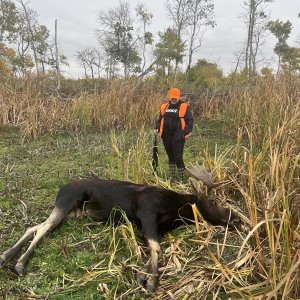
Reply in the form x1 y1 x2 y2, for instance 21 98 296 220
233 216 243 229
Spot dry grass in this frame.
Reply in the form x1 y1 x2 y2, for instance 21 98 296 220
0 75 300 299
0 78 163 140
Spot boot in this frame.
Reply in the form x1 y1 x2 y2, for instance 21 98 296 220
178 167 185 184
169 164 176 183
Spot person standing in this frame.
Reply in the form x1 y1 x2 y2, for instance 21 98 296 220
154 87 193 183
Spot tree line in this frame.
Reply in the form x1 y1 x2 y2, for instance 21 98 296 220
0 0 299 91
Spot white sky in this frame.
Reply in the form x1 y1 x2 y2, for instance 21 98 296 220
29 0 300 78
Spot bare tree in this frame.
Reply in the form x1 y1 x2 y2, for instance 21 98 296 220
18 0 39 73
55 19 60 94
135 2 153 76
165 0 215 78
96 0 141 78
233 50 245 76
185 0 215 75
242 0 274 77
165 0 189 38
15 9 31 72
102 46 118 79
76 48 102 79
165 0 189 76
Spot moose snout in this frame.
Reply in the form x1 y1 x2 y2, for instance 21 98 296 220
227 212 242 230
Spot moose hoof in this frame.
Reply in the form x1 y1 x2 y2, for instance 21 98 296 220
146 280 156 293
145 276 158 293
0 256 5 267
136 272 147 286
15 264 24 276
136 273 158 293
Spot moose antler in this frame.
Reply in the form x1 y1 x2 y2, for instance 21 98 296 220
186 164 230 192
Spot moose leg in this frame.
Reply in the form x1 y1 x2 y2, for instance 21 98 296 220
0 207 66 275
136 216 162 292
0 223 40 267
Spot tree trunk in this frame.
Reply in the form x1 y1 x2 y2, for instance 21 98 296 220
19 0 39 74
276 55 281 76
55 19 61 95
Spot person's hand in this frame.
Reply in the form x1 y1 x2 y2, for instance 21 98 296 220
175 131 185 141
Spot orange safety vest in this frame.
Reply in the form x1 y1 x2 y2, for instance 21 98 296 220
159 102 192 138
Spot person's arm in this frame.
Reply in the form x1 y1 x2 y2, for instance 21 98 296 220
154 111 163 133
182 107 193 136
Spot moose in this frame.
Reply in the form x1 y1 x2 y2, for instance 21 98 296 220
0 164 241 293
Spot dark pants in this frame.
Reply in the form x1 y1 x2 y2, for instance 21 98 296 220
162 135 185 168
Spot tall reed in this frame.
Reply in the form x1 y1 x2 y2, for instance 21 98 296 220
202 75 300 299
0 78 163 140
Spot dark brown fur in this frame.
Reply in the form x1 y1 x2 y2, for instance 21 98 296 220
0 178 240 292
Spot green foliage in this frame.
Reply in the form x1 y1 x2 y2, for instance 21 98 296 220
144 31 153 45
0 0 19 42
109 22 141 75
33 24 50 56
282 46 300 71
153 27 185 79
225 68 249 86
0 42 34 77
0 0 67 76
268 19 292 48
268 19 300 72
268 19 293 65
0 42 15 75
97 2 143 79
260 66 274 77
185 59 223 91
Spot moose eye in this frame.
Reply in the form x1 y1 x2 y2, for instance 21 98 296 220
210 199 217 206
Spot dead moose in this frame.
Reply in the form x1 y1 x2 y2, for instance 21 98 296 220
0 164 241 293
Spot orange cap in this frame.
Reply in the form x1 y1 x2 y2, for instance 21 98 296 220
169 88 180 100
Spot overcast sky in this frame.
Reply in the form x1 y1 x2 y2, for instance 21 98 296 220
29 0 300 78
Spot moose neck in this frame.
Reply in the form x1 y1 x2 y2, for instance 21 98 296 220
176 193 206 221
176 191 225 225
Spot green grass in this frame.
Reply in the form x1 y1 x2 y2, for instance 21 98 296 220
0 122 246 299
